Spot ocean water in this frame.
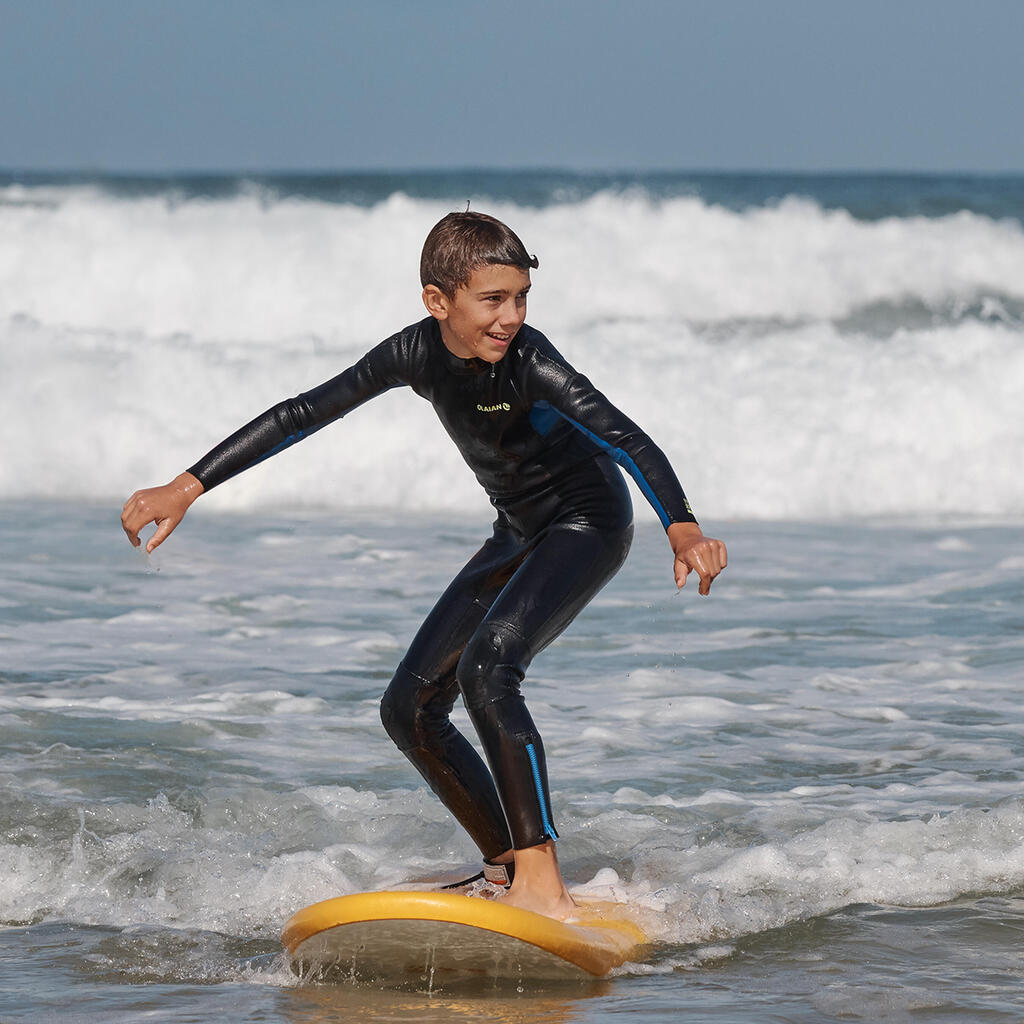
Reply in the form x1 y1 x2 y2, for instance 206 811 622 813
2 171 1023 1022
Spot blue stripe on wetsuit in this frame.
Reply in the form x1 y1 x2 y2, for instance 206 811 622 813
529 400 673 529
240 423 327 475
203 405 339 484
525 741 559 842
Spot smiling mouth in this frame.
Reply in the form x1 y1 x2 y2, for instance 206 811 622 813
486 332 512 345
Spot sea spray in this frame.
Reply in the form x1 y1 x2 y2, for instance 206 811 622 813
3 177 1023 518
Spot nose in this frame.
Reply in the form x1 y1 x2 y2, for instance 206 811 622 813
498 296 525 328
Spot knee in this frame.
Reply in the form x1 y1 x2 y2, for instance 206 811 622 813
380 664 430 752
456 622 531 712
380 684 409 751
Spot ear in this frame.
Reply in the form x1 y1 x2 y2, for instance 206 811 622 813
422 285 450 321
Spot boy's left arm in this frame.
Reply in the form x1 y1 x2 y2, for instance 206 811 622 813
527 348 727 594
667 521 728 595
523 335 728 594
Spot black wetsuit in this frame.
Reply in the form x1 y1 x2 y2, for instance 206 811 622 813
189 317 696 856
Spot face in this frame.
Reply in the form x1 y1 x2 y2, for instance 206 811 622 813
424 264 531 363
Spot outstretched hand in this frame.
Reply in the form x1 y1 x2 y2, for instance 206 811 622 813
121 472 204 554
667 522 728 595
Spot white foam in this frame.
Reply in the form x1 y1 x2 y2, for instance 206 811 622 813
3 186 1023 519
0 786 476 936
0 689 329 721
579 801 1024 948
4 187 1020 339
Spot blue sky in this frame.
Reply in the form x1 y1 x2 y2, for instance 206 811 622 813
1 0 1021 173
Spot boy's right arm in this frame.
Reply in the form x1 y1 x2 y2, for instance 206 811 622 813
122 471 205 553
119 326 418 554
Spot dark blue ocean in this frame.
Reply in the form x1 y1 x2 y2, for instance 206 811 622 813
5 167 1024 222
2 170 1023 1022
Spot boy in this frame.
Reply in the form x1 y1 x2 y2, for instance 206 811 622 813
121 212 727 920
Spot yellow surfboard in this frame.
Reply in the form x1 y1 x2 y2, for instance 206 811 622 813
282 890 647 984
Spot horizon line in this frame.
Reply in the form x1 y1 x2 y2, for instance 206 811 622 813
2 166 1023 180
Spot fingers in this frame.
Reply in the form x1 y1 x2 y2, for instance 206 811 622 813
145 515 178 554
693 551 713 595
121 492 148 548
697 538 728 594
122 518 141 547
122 476 198 555
121 490 168 552
674 559 691 589
676 538 728 595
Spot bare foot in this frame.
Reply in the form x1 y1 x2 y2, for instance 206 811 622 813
497 883 577 921
494 840 577 920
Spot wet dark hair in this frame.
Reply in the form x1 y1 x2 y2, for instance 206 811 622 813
420 211 539 298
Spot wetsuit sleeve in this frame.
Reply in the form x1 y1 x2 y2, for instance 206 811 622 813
188 336 410 491
525 347 698 529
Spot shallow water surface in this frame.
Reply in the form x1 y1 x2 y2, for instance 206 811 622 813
2 504 1023 1021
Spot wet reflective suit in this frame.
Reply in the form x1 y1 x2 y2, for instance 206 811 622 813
188 317 697 858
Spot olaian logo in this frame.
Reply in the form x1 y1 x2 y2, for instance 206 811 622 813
477 402 511 413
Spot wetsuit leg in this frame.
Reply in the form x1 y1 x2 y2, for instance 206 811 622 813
380 520 531 860
457 520 633 851
382 455 634 857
